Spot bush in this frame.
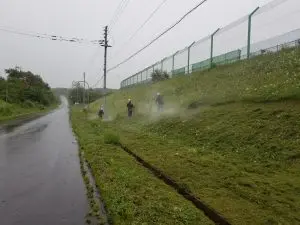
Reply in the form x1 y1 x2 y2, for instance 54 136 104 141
22 100 36 108
0 103 13 116
104 132 120 145
3 68 56 107
39 105 46 110
151 70 169 82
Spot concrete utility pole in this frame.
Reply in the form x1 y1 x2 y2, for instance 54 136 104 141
76 84 79 103
100 26 112 115
83 72 86 104
5 81 8 102
103 26 108 92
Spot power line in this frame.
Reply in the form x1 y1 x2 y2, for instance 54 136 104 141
109 0 126 27
84 47 102 71
110 0 130 29
91 74 104 88
109 0 131 32
0 27 47 39
127 0 169 43
111 0 169 59
0 26 102 45
108 0 209 72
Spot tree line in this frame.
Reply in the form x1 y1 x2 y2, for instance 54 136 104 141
0 67 57 107
68 86 109 105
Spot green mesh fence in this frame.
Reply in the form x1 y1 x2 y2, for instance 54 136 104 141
213 50 241 65
120 0 300 88
192 59 211 72
172 67 186 76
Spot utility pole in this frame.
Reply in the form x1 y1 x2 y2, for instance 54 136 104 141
103 26 108 92
83 72 86 105
5 81 8 102
100 26 112 115
76 84 79 104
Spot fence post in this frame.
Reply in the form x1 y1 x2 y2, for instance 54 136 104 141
161 58 166 71
210 28 220 68
152 64 155 80
149 66 152 81
187 42 195 74
247 7 260 59
172 51 179 76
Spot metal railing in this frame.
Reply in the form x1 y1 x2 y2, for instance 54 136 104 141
120 0 300 88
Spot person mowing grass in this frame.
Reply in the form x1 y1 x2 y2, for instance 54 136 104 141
155 92 164 112
127 99 134 118
98 105 104 119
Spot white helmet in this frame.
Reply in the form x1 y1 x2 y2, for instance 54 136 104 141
157 92 160 96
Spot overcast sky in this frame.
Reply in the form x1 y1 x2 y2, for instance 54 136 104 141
0 0 299 89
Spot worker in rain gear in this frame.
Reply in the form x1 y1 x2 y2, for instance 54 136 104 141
155 93 164 112
127 99 134 118
98 105 104 119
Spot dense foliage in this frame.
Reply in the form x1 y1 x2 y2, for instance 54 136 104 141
0 68 57 107
151 69 169 82
68 86 106 104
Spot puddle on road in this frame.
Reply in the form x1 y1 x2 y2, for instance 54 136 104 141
0 114 46 135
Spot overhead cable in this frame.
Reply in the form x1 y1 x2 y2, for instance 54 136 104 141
111 0 169 58
108 0 209 72
91 74 104 88
109 0 131 32
0 27 102 45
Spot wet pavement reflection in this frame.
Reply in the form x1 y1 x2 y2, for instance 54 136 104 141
0 97 88 225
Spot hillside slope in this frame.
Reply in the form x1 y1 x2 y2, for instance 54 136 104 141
72 48 300 225
92 48 300 117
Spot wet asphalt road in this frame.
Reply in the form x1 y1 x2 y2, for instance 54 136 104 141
0 97 88 225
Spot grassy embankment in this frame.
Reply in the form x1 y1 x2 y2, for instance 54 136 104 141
72 48 300 225
0 99 58 124
72 108 214 225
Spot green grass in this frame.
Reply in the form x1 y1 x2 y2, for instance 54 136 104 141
110 101 300 225
0 99 57 124
72 108 214 225
89 48 300 118
72 47 300 224
103 132 120 145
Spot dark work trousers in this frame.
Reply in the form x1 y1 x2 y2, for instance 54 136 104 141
157 104 163 112
128 110 133 117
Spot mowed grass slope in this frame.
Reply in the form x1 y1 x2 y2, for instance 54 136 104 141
73 48 300 224
71 108 214 225
90 48 300 118
111 102 300 225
